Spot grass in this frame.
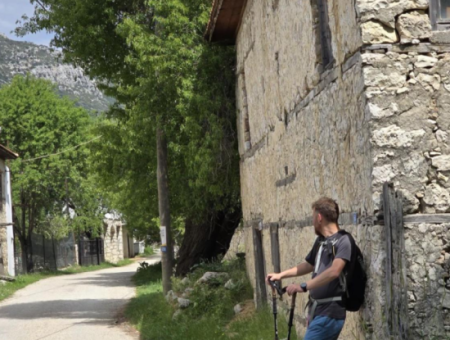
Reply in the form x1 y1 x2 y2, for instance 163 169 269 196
143 246 155 256
0 258 134 302
125 260 298 340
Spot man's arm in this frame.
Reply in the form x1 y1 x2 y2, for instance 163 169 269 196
266 261 314 283
285 258 347 295
305 258 346 290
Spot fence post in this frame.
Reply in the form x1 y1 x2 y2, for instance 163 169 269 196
43 235 46 269
97 238 100 265
78 240 81 266
383 183 409 340
383 183 393 339
52 235 57 271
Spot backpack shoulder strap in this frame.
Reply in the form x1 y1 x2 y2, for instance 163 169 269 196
332 230 355 293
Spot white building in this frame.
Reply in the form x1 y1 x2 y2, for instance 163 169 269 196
0 143 18 277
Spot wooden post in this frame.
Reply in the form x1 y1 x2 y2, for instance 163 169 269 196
383 182 393 338
395 191 409 339
157 127 173 295
383 183 409 340
252 225 267 309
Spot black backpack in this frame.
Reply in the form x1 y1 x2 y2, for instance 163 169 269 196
337 230 367 312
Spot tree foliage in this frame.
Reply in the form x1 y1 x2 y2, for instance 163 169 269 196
0 75 103 270
20 0 241 271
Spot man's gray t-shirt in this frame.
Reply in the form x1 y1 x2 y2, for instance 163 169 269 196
305 232 352 320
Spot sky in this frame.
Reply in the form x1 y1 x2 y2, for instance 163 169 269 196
0 0 54 46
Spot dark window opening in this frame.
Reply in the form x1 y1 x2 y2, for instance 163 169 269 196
431 0 450 30
241 73 252 151
311 0 335 71
440 0 450 18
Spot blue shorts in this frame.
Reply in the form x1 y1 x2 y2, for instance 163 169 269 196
303 315 345 340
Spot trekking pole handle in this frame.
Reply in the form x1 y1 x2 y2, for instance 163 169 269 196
268 279 287 297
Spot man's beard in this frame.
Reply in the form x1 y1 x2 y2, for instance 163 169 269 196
314 225 322 236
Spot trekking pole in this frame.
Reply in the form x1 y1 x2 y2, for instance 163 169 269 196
269 280 280 340
287 292 297 340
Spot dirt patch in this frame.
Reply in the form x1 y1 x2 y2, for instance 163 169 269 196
227 299 256 327
115 305 140 339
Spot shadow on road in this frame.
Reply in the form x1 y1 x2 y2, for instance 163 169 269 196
0 298 130 320
68 271 136 288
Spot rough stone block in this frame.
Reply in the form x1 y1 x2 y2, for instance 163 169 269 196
423 183 450 212
432 155 450 171
371 125 425 148
415 56 438 68
430 31 450 44
361 21 398 44
397 11 431 43
358 0 429 28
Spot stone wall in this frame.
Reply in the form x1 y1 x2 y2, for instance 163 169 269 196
103 218 124 264
235 0 450 339
404 220 450 338
236 0 372 225
359 1 450 338
363 49 450 215
236 0 377 339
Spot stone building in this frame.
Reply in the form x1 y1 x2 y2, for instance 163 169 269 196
207 0 450 339
103 213 133 264
0 143 18 277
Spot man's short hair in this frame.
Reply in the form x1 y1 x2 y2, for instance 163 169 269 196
312 197 339 224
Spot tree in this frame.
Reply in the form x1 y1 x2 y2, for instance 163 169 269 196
0 75 102 272
20 0 241 277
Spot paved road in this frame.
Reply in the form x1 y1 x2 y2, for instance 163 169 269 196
0 256 161 340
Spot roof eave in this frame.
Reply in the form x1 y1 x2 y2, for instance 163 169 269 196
205 0 247 44
0 144 19 160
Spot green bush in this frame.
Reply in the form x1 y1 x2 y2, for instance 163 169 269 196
144 246 155 256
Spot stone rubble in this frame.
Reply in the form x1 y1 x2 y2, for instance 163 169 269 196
195 272 229 285
165 290 178 303
224 279 236 290
177 298 191 309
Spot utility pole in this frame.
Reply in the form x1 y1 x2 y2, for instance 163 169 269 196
156 127 174 294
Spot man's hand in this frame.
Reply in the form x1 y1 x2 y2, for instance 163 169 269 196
286 284 304 296
266 273 282 285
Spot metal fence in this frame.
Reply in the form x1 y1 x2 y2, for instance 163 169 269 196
78 238 104 266
14 233 77 274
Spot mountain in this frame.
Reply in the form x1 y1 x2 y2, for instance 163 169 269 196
0 33 112 113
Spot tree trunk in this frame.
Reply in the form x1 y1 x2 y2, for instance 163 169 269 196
17 235 32 274
175 208 241 277
156 127 174 294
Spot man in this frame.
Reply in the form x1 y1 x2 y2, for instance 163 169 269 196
266 197 352 340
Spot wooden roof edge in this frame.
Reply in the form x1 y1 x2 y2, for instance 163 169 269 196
205 0 248 43
205 0 223 42
0 144 19 159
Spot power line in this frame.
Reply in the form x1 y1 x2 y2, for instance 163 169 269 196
22 136 102 162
